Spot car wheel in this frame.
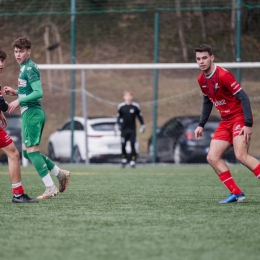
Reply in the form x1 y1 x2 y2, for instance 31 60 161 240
173 143 185 164
148 143 153 161
73 146 82 164
48 142 57 161
147 143 159 162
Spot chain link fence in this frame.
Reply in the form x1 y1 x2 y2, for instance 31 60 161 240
0 1 259 163
1 1 260 14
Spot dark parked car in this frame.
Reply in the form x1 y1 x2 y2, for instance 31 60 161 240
0 114 22 163
148 116 236 164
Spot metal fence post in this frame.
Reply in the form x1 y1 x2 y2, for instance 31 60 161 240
81 70 89 165
152 11 160 163
70 0 76 162
236 0 242 83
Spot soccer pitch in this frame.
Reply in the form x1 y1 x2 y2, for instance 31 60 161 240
0 165 259 260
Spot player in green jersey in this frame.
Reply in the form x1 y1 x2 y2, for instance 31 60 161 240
4 37 70 200
0 46 37 203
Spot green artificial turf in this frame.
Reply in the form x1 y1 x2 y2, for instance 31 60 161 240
0 165 260 260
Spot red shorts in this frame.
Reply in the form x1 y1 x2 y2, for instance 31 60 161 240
212 114 246 145
0 127 13 148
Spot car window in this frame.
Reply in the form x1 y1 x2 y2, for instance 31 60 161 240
75 121 84 131
60 121 84 131
6 117 21 130
162 120 178 135
91 122 115 131
61 122 71 131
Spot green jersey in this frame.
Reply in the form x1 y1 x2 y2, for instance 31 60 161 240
18 59 43 114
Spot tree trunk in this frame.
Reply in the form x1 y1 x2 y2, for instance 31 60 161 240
175 0 188 62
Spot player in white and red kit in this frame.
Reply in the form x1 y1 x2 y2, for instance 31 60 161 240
194 44 260 204
0 47 37 203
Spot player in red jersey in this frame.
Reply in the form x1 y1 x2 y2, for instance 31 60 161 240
0 47 37 203
194 44 260 204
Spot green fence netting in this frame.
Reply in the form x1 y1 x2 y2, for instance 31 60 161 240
0 0 260 16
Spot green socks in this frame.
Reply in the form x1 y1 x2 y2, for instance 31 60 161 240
23 150 56 172
27 151 49 178
41 154 56 171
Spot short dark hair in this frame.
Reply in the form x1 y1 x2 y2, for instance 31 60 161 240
195 44 213 56
12 36 32 50
0 46 7 61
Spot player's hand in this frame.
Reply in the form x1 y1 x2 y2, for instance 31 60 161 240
194 126 204 140
239 126 252 144
3 86 17 96
8 99 20 113
0 111 7 128
140 125 146 134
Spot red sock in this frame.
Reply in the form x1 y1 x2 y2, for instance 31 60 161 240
12 185 24 196
253 164 260 179
219 170 242 195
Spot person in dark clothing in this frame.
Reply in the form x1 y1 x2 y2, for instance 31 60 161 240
116 91 145 168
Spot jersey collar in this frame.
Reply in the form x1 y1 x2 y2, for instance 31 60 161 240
20 58 31 68
204 65 216 79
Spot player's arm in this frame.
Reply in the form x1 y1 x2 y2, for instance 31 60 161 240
195 95 213 140
234 89 253 143
198 95 213 127
136 105 145 133
0 95 9 112
234 89 253 127
3 87 18 96
223 73 253 143
0 94 8 128
18 80 43 103
0 111 7 128
8 80 43 113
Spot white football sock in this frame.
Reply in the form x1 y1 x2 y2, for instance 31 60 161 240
51 165 60 177
42 173 54 187
122 158 127 164
130 160 135 166
12 182 22 188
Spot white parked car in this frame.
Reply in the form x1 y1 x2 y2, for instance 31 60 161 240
48 117 139 163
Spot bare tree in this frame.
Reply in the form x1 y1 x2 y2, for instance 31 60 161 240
175 0 188 62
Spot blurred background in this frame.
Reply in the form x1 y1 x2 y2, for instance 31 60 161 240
0 0 259 164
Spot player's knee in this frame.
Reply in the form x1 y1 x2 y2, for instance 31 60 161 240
207 153 219 165
9 147 20 161
235 153 247 165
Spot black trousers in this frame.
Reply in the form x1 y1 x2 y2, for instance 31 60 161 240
121 131 136 161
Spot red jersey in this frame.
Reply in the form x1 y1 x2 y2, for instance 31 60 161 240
198 66 243 119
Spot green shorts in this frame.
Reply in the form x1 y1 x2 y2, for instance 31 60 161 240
21 109 46 148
